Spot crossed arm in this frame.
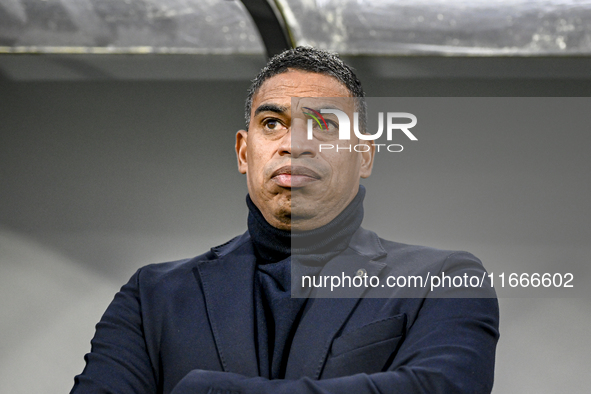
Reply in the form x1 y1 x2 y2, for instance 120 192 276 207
170 297 499 394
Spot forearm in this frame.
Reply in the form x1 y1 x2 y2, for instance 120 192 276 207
171 368 477 394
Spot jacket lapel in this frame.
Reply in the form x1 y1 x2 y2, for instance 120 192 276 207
285 228 388 379
195 234 260 377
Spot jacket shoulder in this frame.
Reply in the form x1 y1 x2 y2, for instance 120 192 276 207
134 232 250 286
352 227 484 271
347 228 488 292
378 236 483 267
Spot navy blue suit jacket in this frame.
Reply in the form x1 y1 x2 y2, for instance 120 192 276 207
72 228 499 393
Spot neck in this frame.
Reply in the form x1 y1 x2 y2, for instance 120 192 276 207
246 186 365 265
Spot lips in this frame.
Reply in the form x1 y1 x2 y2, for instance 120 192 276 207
271 165 321 188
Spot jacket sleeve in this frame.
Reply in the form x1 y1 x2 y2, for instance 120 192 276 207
70 268 158 394
171 295 500 394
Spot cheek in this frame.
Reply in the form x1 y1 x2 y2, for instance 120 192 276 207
250 154 267 176
326 152 358 172
246 146 261 170
246 152 269 185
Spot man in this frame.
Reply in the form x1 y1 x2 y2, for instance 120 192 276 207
71 47 499 394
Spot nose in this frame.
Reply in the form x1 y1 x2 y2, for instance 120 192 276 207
278 117 318 158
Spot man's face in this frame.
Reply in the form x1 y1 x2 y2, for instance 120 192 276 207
236 70 374 231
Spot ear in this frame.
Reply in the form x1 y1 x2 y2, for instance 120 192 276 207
236 129 248 174
358 141 375 178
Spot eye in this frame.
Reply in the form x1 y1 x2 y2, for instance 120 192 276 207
262 118 287 131
326 120 339 129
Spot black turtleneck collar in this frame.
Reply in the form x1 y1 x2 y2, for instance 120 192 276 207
246 185 365 265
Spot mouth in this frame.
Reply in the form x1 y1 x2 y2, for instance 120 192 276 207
271 165 321 188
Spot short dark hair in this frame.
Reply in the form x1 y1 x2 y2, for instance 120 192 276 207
244 46 366 131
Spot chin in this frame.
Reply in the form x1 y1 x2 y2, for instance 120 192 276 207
268 204 292 229
291 212 323 232
290 203 322 221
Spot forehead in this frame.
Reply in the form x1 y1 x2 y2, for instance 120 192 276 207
252 70 352 110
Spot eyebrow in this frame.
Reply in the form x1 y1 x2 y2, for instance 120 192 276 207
254 103 289 117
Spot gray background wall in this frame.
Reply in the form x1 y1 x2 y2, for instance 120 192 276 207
1 55 590 392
